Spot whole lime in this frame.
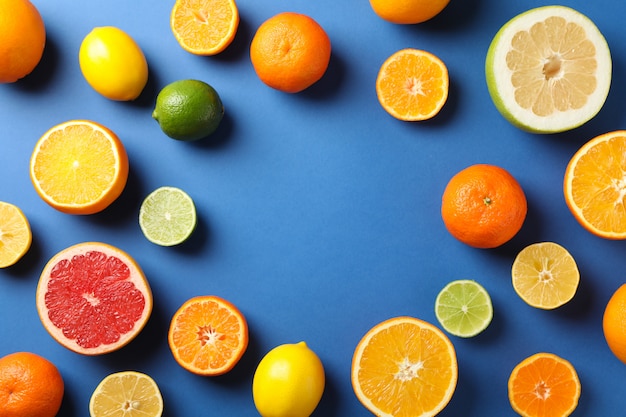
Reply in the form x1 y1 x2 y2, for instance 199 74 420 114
152 79 224 141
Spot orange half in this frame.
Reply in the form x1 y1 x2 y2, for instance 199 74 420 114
29 120 128 215
508 352 581 417
376 48 449 121
168 295 248 376
170 0 239 56
351 316 457 417
564 130 626 239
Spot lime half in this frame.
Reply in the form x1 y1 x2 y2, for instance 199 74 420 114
139 186 197 246
435 280 493 338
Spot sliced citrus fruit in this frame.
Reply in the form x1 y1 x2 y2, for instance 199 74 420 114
511 242 580 310
30 120 129 215
435 279 493 337
351 316 457 417
0 201 32 268
376 48 449 121
139 186 197 246
36 242 152 355
170 0 239 56
486 5 612 133
89 371 163 417
564 130 626 239
168 295 248 376
508 352 581 417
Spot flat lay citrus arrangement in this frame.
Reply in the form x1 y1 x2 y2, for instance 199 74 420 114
3 0 626 416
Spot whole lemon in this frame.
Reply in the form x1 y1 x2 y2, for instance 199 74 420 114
252 341 325 417
79 26 148 101
369 0 450 24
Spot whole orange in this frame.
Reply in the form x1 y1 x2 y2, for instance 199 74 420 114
369 0 450 24
250 12 331 93
603 284 626 364
441 164 527 249
0 0 46 83
0 352 64 417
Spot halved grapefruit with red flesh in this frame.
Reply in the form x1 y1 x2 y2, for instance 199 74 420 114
36 242 152 355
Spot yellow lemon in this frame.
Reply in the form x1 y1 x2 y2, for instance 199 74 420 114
252 341 325 417
79 26 148 101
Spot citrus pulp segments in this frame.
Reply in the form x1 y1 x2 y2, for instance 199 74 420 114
485 5 611 133
508 352 581 417
29 120 129 214
376 48 449 121
168 295 249 376
435 280 493 338
139 186 197 246
89 371 163 417
511 242 580 310
170 0 239 56
564 131 626 239
36 242 153 355
351 316 457 417
0 201 32 268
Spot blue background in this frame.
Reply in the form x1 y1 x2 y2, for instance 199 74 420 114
2 0 626 415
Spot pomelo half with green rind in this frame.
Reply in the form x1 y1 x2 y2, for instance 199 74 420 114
485 5 611 134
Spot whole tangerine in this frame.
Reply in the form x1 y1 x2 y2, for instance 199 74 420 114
0 352 64 417
603 284 626 364
250 12 331 93
441 164 527 249
0 0 46 83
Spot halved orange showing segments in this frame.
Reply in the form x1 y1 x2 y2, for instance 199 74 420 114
168 295 248 376
36 242 152 355
508 352 581 417
564 130 626 239
30 120 129 215
376 48 449 121
170 0 239 56
351 316 457 417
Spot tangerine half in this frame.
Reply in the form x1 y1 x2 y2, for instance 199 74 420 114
168 295 248 376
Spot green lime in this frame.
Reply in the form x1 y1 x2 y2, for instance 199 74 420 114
139 186 197 246
434 279 493 338
152 79 224 141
